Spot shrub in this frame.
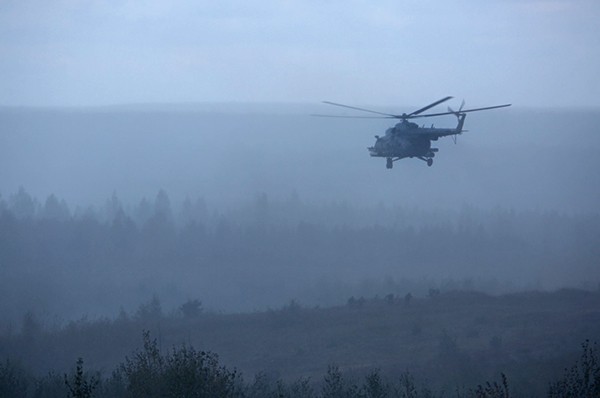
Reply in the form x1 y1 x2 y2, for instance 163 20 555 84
287 377 314 398
361 369 389 398
322 365 358 398
64 358 99 398
385 294 395 305
394 371 435 398
548 340 600 397
180 299 203 319
346 296 366 309
470 373 509 398
134 296 162 322
118 331 238 398
119 331 164 397
0 359 30 397
163 345 237 397
34 371 67 398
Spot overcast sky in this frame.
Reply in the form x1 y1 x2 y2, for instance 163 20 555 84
1 0 599 107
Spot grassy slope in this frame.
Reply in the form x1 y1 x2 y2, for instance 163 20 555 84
2 289 599 394
179 290 599 389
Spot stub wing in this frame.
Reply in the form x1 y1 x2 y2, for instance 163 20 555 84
428 130 462 139
402 128 462 139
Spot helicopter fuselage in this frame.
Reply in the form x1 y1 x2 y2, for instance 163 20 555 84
368 120 459 167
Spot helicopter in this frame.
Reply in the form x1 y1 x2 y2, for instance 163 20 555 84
314 97 510 169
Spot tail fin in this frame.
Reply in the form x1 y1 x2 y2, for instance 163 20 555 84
456 113 466 132
448 100 466 133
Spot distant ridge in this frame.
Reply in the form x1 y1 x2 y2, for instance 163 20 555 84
0 102 324 115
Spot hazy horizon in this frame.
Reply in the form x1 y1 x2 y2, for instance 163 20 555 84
2 103 600 213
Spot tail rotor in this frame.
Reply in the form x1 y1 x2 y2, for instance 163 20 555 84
448 100 466 144
448 99 465 118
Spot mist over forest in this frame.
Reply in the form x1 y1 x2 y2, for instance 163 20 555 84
2 104 600 212
1 104 599 325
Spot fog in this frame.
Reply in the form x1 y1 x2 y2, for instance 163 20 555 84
3 2 600 108
1 104 599 325
3 1 600 394
2 104 600 211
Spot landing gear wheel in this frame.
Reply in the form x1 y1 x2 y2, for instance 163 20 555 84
386 158 393 169
427 158 433 167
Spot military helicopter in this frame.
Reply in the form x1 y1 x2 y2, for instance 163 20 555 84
314 97 510 169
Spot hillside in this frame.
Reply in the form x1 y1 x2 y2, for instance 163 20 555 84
3 289 599 395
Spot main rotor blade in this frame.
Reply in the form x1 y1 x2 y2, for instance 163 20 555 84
322 101 398 117
311 114 395 119
409 103 512 118
456 104 512 113
319 99 510 119
408 96 453 117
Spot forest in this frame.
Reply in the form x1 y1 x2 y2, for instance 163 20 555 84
1 187 599 322
1 188 600 396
